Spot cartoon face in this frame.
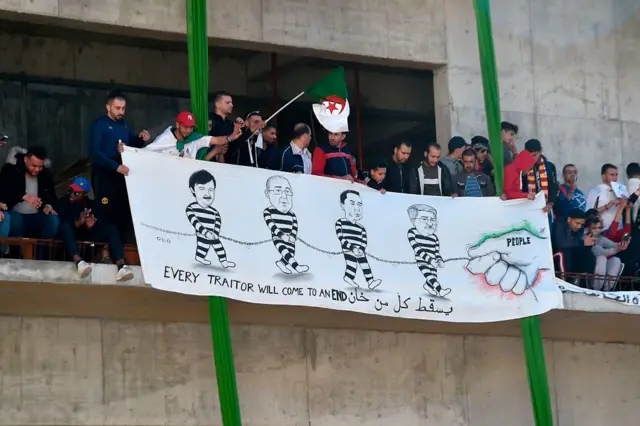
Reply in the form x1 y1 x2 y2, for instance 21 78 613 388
192 180 215 207
414 211 437 235
342 192 363 222
266 178 293 213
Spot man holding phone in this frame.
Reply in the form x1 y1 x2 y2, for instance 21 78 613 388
56 177 133 281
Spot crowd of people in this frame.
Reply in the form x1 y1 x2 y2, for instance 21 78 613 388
0 89 638 290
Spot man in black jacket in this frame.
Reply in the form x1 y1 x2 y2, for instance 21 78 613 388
0 146 59 251
409 142 454 197
551 209 595 285
384 141 413 194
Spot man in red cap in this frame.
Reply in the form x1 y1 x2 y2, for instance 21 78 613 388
128 111 241 159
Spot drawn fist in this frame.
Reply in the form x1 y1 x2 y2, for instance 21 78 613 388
352 247 364 258
205 230 215 240
436 258 444 269
466 228 549 295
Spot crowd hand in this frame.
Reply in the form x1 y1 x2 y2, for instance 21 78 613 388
23 194 42 209
342 175 355 183
379 189 386 194
352 247 365 258
85 215 96 229
617 239 631 252
451 193 458 198
543 203 553 214
117 165 129 176
139 129 151 142
230 123 243 141
117 141 125 153
0 210 4 221
466 229 546 295
584 234 596 247
0 202 6 210
43 205 57 215
527 192 536 201
500 193 508 201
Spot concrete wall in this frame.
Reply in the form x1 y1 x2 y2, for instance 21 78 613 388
436 0 640 190
0 315 639 426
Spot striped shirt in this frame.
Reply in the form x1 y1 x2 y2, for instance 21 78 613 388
186 202 221 238
335 218 367 251
407 228 442 264
263 208 298 239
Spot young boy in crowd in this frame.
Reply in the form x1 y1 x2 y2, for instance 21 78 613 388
367 161 387 193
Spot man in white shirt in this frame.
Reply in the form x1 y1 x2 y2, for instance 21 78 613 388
141 111 236 159
626 162 640 223
587 163 626 230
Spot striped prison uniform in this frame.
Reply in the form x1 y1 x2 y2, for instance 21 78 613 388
186 202 228 263
263 207 300 269
335 218 374 283
407 228 444 291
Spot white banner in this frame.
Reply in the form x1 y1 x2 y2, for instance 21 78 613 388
558 280 640 307
123 148 563 323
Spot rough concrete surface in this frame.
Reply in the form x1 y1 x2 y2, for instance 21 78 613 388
1 316 639 425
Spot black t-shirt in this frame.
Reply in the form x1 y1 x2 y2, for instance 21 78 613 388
367 179 384 191
200 113 235 162
211 113 234 137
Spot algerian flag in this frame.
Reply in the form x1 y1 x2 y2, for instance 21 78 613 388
306 67 350 133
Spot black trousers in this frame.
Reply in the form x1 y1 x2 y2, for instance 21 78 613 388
92 168 134 244
564 247 596 288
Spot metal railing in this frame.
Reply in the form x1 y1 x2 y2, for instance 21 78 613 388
0 237 140 265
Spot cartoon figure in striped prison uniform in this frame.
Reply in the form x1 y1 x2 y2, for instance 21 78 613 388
335 190 382 290
407 204 451 297
186 170 235 268
263 176 309 274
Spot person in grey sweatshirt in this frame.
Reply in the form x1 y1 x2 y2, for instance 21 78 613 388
439 136 467 178
585 216 627 291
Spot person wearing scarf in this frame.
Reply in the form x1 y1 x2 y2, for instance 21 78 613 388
522 139 558 220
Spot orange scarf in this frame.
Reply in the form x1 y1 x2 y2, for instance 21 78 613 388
528 160 548 200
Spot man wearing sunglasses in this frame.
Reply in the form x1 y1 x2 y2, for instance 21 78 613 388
56 177 134 281
470 136 494 180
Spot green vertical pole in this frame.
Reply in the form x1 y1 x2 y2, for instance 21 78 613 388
186 1 243 425
472 1 554 425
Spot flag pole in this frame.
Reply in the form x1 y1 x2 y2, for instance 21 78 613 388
472 1 554 425
264 91 305 123
186 1 243 425
241 91 306 146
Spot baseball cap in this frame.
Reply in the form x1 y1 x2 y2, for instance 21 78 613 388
176 111 196 127
471 135 490 150
69 176 91 193
448 136 468 153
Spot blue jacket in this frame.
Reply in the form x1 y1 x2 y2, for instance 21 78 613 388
280 142 312 174
89 115 143 172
